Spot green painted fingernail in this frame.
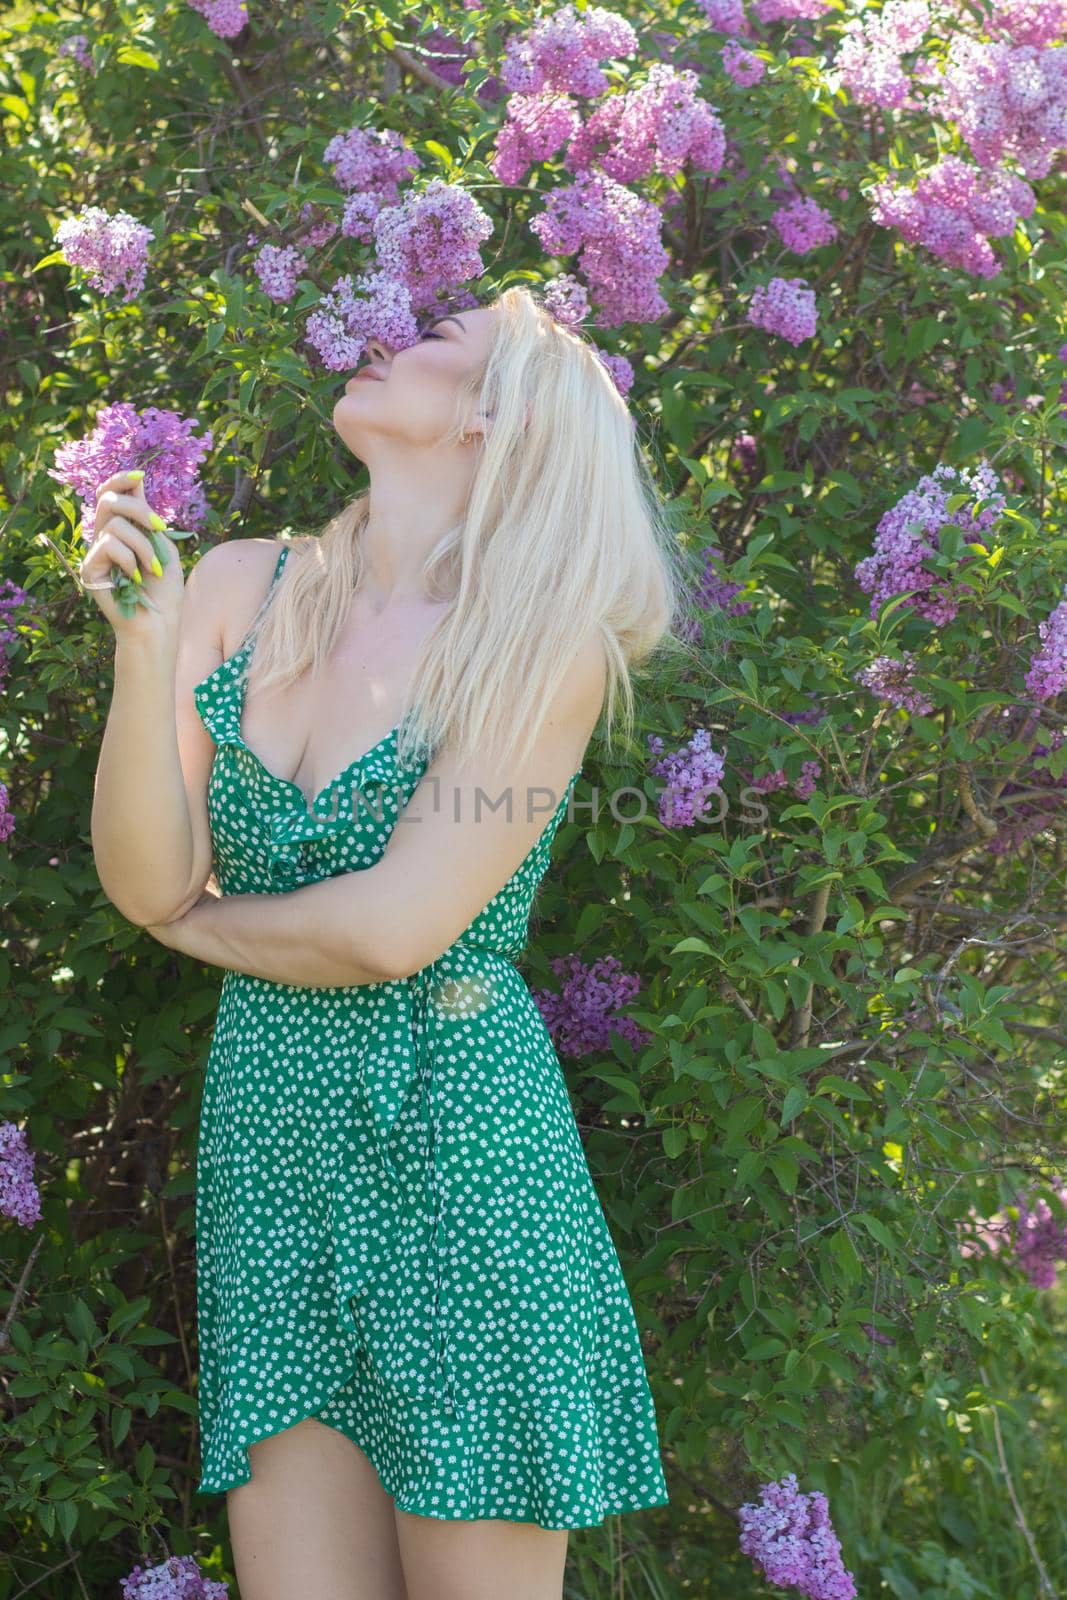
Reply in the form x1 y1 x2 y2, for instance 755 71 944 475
151 556 163 578
149 513 166 531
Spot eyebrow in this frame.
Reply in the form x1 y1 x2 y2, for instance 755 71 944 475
428 314 467 333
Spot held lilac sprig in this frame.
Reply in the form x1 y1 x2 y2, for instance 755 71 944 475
738 1472 857 1600
49 403 211 618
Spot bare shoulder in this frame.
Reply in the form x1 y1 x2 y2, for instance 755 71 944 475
185 537 288 657
553 626 608 741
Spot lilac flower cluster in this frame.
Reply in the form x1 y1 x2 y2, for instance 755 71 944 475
492 94 581 186
699 0 750 34
500 4 638 97
930 33 1067 181
749 761 822 798
771 195 838 253
564 64 727 184
304 180 493 370
253 243 303 304
982 0 1067 46
531 954 650 1056
420 26 502 101
543 271 591 325
325 125 421 241
1024 584 1067 701
121 1553 229 1599
54 206 154 301
869 153 1036 278
50 402 214 543
961 1181 1067 1288
0 577 30 696
297 201 339 249
647 727 727 827
854 458 1006 624
749 0 835 21
0 1121 42 1228
187 0 248 39
834 0 932 110
531 170 670 325
0 783 15 845
676 543 752 642
746 275 818 345
738 1472 857 1600
722 40 766 86
855 651 935 715
58 33 94 72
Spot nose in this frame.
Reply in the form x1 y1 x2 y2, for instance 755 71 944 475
365 337 389 363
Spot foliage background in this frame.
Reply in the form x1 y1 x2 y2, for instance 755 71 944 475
2 0 1067 1595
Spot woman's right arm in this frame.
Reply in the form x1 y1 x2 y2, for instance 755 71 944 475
85 474 238 927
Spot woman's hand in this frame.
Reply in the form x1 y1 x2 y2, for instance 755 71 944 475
78 468 186 641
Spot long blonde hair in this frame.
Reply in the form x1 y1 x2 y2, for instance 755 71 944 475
238 284 703 774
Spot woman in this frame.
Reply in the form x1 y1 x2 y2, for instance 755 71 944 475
85 286 685 1600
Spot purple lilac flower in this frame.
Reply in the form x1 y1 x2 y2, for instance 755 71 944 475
0 1121 42 1228
771 195 838 252
54 206 154 301
855 651 934 715
834 0 931 110
531 170 669 326
692 543 752 618
1024 583 1067 701
647 728 727 826
700 0 750 34
531 953 650 1056
737 1472 857 1600
981 0 1067 45
0 578 30 695
491 93 582 185
960 1181 1067 1287
793 758 821 799
121 1553 230 1599
930 33 1067 182
296 201 338 248
58 33 94 72
500 5 639 97
869 154 1036 278
0 782 14 845
253 243 303 304
49 402 214 544
746 275 818 345
853 458 1006 624
722 40 766 85
324 125 420 198
730 432 759 476
543 272 590 325
304 271 418 371
750 0 833 18
372 179 494 309
596 350 634 397
187 0 248 38
564 64 726 184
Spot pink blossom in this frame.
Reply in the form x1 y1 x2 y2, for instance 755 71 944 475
722 40 766 85
50 402 214 542
746 275 817 344
491 93 581 185
372 179 494 309
531 170 669 326
565 64 726 183
54 206 154 301
324 124 420 197
501 4 638 97
253 243 302 303
304 271 418 371
771 195 838 252
187 0 248 38
869 154 1035 277
738 1473 857 1600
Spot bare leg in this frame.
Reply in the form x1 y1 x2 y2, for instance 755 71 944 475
394 1509 569 1600
226 1416 408 1600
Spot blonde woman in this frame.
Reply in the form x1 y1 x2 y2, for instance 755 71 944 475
86 286 683 1600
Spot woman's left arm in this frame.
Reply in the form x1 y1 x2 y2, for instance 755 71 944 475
143 636 603 988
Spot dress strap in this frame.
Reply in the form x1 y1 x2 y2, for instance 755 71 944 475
234 542 290 661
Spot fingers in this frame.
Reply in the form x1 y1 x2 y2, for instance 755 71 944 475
94 488 166 541
82 526 152 586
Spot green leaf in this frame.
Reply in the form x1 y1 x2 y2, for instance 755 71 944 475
116 45 160 70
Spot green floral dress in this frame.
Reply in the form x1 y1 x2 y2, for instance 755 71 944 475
190 541 670 1528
